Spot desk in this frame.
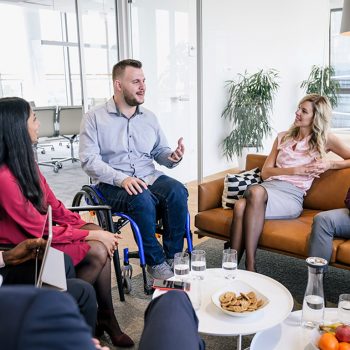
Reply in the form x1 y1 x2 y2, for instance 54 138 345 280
250 308 338 350
154 268 293 350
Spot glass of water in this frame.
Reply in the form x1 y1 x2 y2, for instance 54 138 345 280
338 294 350 325
188 276 201 310
222 248 237 279
174 252 190 281
191 250 206 280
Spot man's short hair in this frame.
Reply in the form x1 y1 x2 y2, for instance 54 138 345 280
112 59 142 81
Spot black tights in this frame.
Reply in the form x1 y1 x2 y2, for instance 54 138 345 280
76 241 122 334
230 185 267 272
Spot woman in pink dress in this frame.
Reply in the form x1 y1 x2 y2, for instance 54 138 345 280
229 94 350 272
0 97 133 347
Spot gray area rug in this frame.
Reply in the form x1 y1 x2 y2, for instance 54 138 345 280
108 239 350 349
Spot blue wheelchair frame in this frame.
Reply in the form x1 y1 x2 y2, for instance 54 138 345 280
72 184 193 296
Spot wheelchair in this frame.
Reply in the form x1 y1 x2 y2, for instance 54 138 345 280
72 184 193 296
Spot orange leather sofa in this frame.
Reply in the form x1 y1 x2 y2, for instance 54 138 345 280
195 154 350 270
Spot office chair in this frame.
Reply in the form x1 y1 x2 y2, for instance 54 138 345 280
33 106 62 173
72 184 193 295
53 106 83 164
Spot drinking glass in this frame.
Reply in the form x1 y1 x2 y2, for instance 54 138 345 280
188 276 201 310
338 294 350 325
191 249 206 280
174 252 190 281
222 248 237 279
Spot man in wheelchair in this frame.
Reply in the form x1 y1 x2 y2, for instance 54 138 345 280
79 59 188 280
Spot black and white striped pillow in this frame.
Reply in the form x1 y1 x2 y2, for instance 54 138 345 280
222 168 262 209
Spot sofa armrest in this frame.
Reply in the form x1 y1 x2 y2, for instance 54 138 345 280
198 178 225 212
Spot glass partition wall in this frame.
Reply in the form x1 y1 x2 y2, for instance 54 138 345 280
0 0 198 184
128 0 198 183
0 0 118 109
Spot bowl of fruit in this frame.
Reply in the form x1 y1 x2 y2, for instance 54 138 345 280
312 323 350 350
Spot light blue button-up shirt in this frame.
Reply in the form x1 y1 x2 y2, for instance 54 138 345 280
79 97 179 187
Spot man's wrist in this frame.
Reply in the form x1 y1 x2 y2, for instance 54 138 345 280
2 250 16 266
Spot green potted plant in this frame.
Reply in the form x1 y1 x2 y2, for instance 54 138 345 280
300 65 340 108
221 69 280 162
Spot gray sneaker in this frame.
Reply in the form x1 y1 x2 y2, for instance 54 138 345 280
147 261 174 280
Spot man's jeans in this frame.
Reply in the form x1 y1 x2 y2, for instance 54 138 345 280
98 175 188 266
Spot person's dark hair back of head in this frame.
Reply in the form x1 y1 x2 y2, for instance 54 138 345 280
112 59 142 81
0 97 45 212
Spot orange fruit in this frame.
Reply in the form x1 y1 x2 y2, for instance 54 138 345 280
318 333 339 350
338 343 350 350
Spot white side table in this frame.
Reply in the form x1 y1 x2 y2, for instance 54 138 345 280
250 308 338 350
154 268 294 350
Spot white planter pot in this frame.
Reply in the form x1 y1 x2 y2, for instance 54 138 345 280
237 147 256 170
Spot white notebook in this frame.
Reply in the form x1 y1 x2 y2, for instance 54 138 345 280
36 205 67 291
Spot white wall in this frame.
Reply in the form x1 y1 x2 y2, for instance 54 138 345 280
202 0 330 177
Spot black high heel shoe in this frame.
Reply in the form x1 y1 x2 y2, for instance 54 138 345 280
95 310 134 348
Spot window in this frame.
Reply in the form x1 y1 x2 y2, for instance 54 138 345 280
0 2 118 109
330 9 350 129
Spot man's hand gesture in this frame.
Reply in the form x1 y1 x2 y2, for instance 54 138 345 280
121 177 148 195
168 137 185 163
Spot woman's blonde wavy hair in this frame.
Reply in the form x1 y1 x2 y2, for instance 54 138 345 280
282 94 331 158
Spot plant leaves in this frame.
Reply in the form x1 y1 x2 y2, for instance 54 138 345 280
221 69 279 158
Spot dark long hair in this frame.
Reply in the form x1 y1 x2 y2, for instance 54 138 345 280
0 97 45 212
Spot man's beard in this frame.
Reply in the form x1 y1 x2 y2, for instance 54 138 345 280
124 90 144 107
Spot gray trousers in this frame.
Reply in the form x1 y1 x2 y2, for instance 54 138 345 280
308 208 350 262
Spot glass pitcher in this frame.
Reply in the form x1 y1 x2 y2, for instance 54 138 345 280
301 257 328 328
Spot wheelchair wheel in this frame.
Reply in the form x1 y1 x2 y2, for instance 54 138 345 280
122 276 132 294
71 185 109 229
121 264 132 294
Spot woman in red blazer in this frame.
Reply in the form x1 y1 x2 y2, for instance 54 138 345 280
0 97 133 347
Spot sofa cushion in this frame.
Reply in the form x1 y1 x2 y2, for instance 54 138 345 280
195 208 319 256
303 168 350 210
222 168 262 209
195 208 232 239
259 209 318 257
195 208 339 260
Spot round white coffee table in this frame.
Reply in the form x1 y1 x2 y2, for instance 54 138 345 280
153 268 293 350
250 308 338 350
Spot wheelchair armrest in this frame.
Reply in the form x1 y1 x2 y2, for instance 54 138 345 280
67 205 112 212
67 205 115 233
